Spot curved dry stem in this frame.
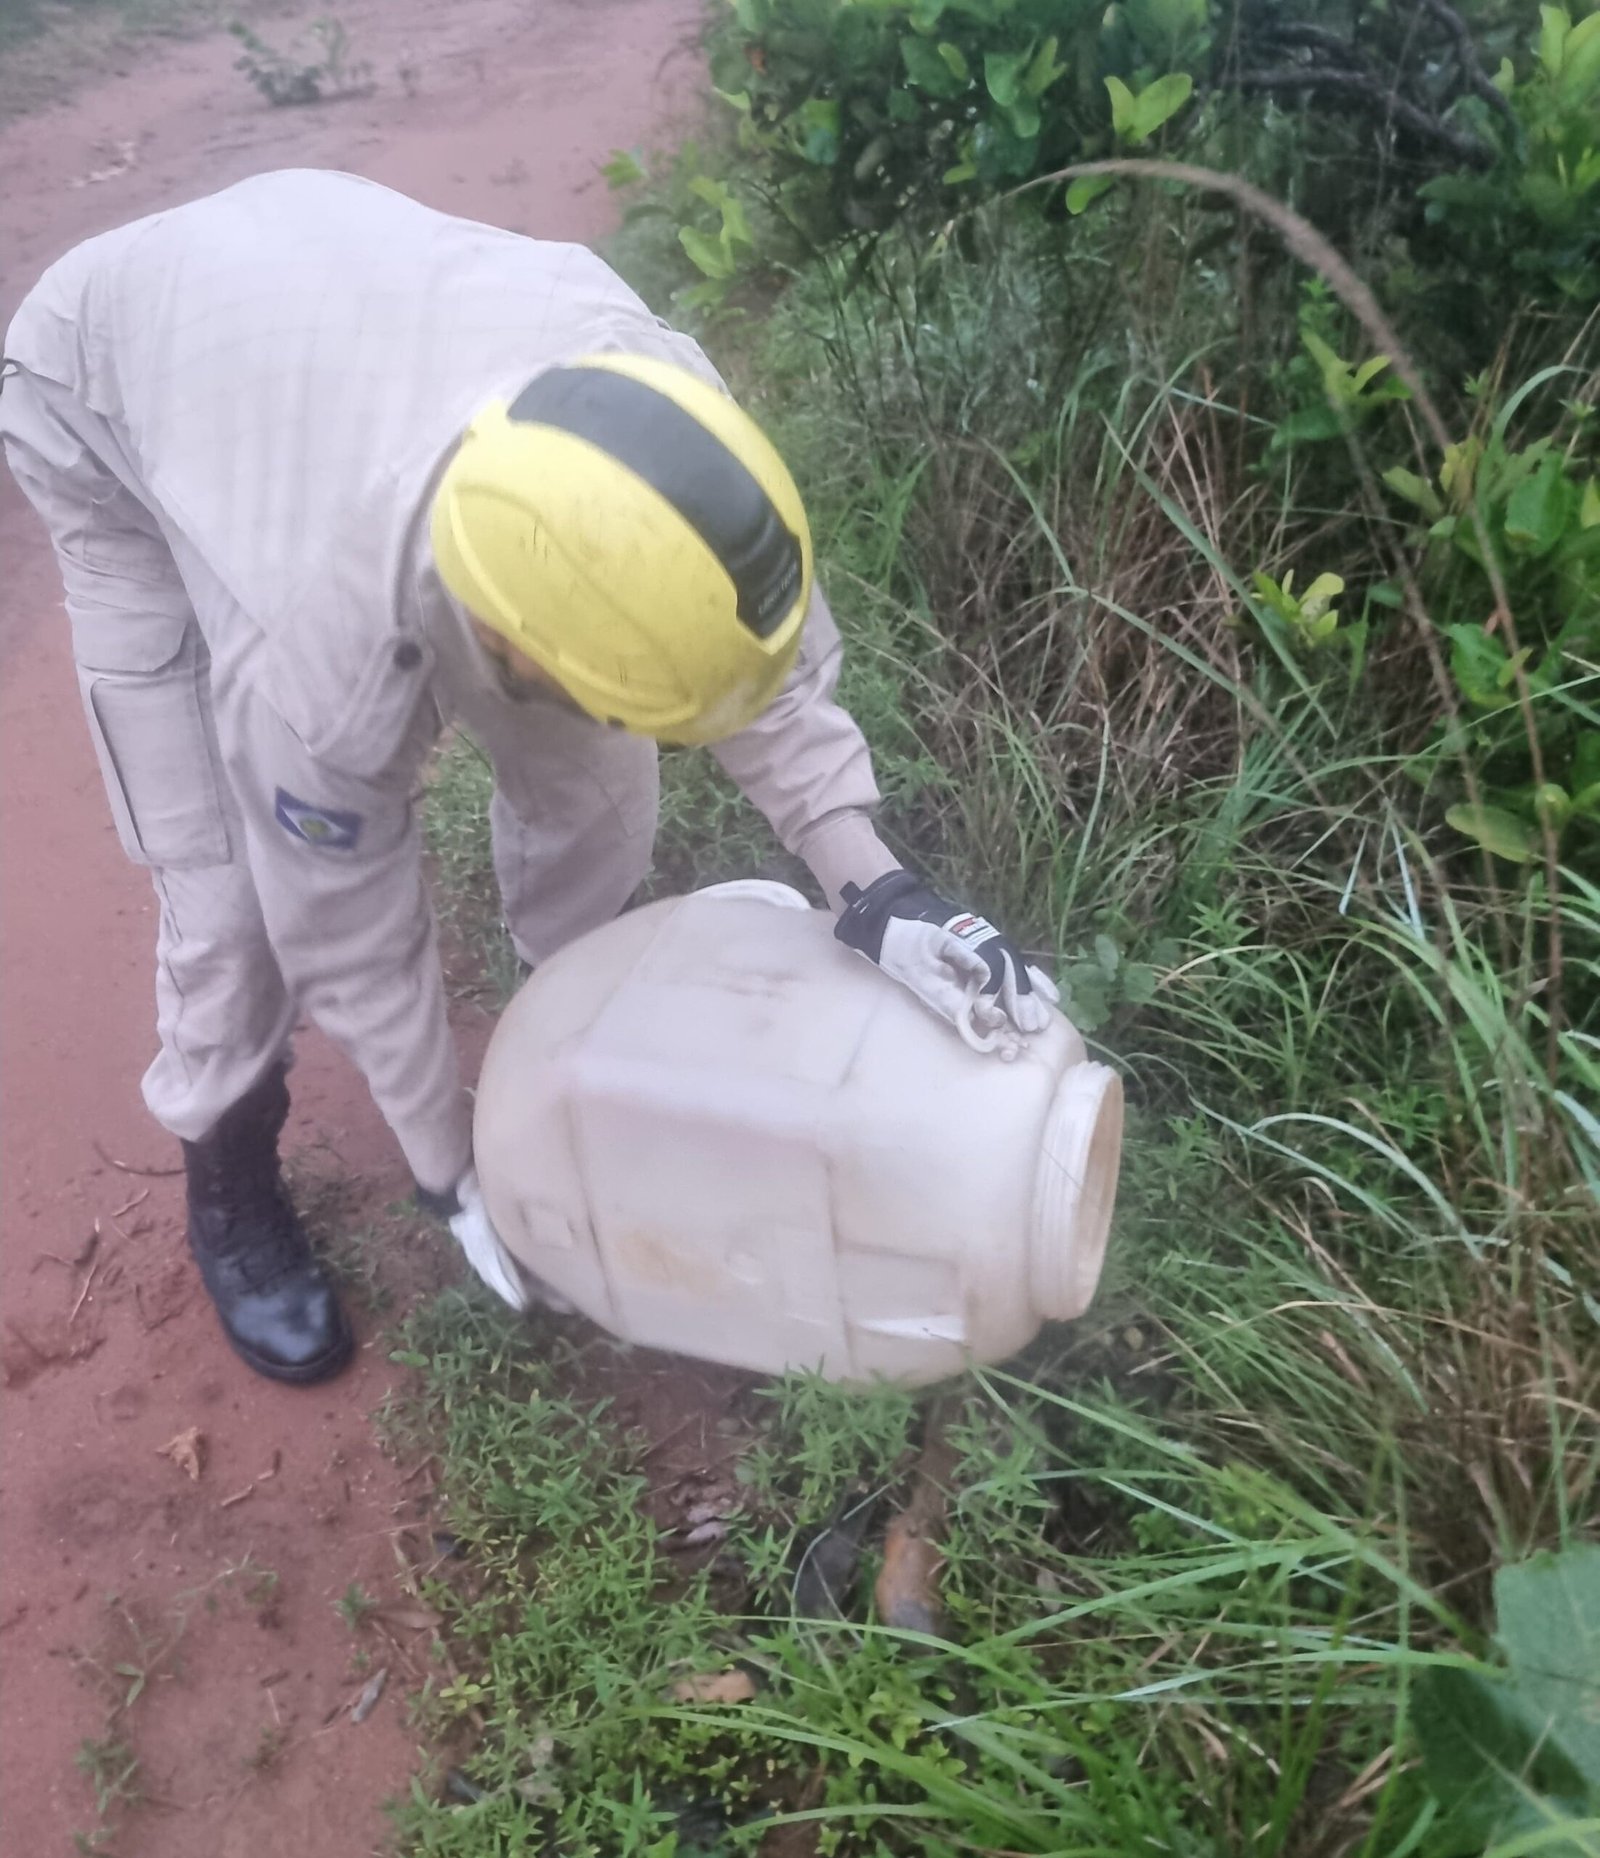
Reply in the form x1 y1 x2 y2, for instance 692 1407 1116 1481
1001 159 1566 1059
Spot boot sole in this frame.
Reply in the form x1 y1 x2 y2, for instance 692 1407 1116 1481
220 1313 357 1386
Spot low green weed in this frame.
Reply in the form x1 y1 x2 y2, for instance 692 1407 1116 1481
390 1281 1599 1855
420 734 523 1006
228 16 370 107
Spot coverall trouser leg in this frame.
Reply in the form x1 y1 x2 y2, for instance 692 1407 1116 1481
2 372 297 1142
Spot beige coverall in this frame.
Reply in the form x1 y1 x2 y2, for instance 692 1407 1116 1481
1 169 897 1193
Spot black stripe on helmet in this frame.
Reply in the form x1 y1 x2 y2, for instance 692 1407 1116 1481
507 366 802 639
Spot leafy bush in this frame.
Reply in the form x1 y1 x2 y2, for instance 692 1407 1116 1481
664 2 1590 315
1421 4 1600 305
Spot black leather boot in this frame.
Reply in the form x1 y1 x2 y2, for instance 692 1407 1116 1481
182 1065 353 1384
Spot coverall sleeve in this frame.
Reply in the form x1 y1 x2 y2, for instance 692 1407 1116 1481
212 680 474 1195
710 581 900 908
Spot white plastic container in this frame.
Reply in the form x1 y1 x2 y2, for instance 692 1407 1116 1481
473 882 1123 1385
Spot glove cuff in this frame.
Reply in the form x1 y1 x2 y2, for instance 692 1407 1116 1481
415 1180 462 1222
834 868 925 960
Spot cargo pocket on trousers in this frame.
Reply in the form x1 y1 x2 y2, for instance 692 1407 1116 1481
77 630 231 870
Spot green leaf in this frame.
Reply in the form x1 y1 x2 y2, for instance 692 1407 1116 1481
984 47 1030 108
1273 404 1347 446
1066 173 1114 214
1561 10 1600 100
1415 1664 1592 1845
1301 326 1353 399
722 190 752 247
1446 803 1535 862
1251 567 1293 618
902 34 964 97
971 111 1038 178
937 40 969 82
1568 8 1600 57
1060 960 1113 1031
1534 783 1572 830
1350 353 1392 393
1495 646 1533 691
1496 1545 1600 1789
1447 621 1511 708
1540 4 1571 81
1006 95 1042 138
678 225 735 278
1572 731 1600 798
941 127 978 184
1130 70 1192 143
1123 0 1209 60
1579 477 1600 528
678 275 731 313
1343 616 1370 684
1441 436 1484 500
600 148 645 189
1505 453 1576 557
1022 35 1066 97
1094 933 1120 977
1105 73 1136 138
1121 963 1158 1006
1383 466 1445 518
794 96 840 165
1300 572 1344 621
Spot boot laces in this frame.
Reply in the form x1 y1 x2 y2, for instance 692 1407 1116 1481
212 1155 312 1293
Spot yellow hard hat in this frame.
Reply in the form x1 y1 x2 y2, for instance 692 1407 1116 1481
429 353 812 746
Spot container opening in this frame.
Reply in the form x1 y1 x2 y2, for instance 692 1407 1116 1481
1029 1065 1124 1321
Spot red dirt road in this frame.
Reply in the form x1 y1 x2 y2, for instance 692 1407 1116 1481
0 4 701 1850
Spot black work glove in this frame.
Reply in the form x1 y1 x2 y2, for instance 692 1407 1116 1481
835 870 1058 1057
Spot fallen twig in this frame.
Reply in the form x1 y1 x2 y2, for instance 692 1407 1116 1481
92 1139 183 1178
70 1225 103 1322
69 1256 101 1324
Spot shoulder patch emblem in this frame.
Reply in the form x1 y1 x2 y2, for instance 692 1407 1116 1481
274 789 364 852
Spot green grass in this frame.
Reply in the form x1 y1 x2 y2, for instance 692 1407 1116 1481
336 1581 380 1633
0 0 170 59
397 107 1599 1858
0 0 283 122
74 1734 142 1818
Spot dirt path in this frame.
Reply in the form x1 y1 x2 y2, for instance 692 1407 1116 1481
0 4 702 1850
